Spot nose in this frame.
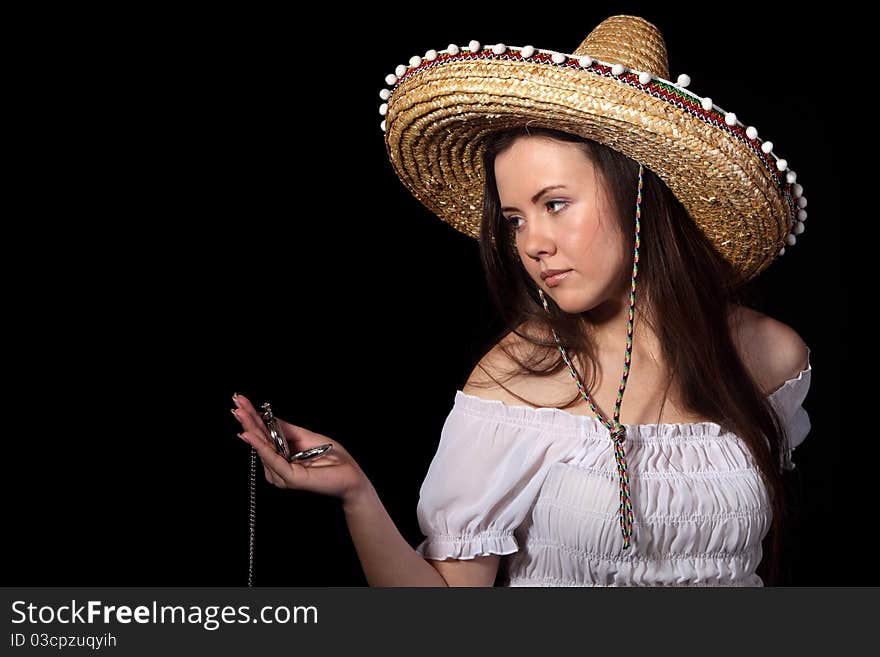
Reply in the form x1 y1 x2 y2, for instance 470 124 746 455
521 216 557 260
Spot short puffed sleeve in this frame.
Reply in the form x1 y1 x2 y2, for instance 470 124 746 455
767 346 813 470
414 394 576 561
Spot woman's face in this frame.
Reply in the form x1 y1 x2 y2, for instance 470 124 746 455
495 135 628 315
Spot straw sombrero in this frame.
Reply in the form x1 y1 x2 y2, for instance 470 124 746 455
378 15 808 285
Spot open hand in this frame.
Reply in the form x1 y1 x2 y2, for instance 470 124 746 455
231 393 371 505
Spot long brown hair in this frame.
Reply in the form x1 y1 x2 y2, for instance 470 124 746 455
470 125 793 585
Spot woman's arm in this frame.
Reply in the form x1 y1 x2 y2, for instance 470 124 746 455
343 484 501 587
342 484 447 586
232 394 496 586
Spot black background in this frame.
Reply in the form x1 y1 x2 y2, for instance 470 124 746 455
6 2 859 586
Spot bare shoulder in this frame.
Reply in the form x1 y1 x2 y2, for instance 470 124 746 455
730 305 810 396
461 322 538 402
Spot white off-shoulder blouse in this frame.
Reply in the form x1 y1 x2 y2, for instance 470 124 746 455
414 348 812 587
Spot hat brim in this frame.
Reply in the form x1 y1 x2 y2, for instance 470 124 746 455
384 54 795 284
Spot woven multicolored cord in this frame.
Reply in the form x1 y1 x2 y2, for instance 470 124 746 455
537 162 643 550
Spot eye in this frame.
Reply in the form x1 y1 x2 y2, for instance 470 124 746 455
504 200 568 231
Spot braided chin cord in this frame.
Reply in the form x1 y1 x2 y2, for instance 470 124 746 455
537 162 643 549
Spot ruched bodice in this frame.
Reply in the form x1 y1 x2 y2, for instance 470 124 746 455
414 348 812 586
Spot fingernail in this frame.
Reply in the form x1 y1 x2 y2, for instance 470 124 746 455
232 393 242 408
237 432 249 442
231 408 241 420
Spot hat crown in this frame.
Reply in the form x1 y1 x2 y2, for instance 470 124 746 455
573 15 669 79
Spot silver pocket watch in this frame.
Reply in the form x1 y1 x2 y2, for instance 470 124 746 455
260 402 333 462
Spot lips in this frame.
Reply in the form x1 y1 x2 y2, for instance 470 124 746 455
540 268 572 280
542 270 572 286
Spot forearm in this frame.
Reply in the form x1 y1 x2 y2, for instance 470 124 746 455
342 484 447 587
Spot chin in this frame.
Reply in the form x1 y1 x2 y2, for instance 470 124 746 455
543 288 596 315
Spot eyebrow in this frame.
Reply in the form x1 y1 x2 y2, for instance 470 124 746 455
500 185 568 214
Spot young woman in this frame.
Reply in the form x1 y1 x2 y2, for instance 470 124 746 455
232 15 812 586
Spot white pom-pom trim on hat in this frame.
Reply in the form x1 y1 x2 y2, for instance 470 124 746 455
785 234 797 246
380 42 804 219
380 119 386 132
793 183 803 198
793 220 805 235
798 210 807 222
778 247 786 256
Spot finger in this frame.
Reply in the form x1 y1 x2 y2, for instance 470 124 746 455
264 462 289 488
233 405 297 479
236 431 278 485
241 430 314 490
246 444 282 486
231 406 269 442
232 393 266 428
263 457 288 487
233 418 283 486
261 446 316 490
239 430 293 480
230 394 270 437
260 458 278 486
248 443 282 486
263 462 276 484
265 465 284 487
234 394 327 453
